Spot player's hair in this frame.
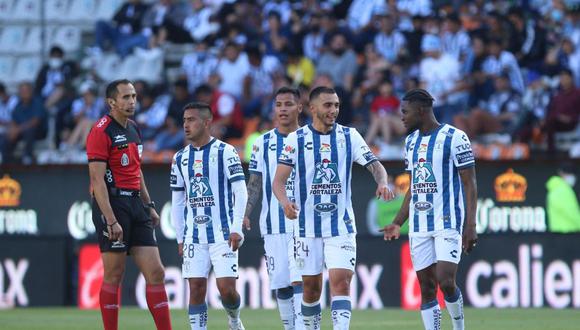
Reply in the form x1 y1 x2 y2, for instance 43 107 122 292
309 86 336 102
184 101 213 120
106 79 134 100
402 88 434 108
275 86 300 100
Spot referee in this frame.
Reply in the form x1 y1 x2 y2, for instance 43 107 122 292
86 79 172 330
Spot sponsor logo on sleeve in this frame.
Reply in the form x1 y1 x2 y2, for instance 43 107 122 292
249 159 258 170
456 151 474 165
228 164 244 176
363 151 377 162
170 174 177 185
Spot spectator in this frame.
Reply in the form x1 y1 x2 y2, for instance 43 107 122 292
518 73 552 143
454 74 523 140
216 42 250 99
194 84 243 140
262 10 291 61
558 38 580 87
180 39 219 94
364 81 405 145
151 80 191 152
317 32 358 92
35 46 78 111
543 69 580 152
419 34 464 125
62 81 106 150
546 163 580 233
346 0 385 32
182 0 220 43
286 47 316 88
242 45 281 117
402 15 425 64
482 37 525 94
135 89 170 142
441 13 471 72
143 0 192 47
396 0 433 17
374 14 407 64
506 8 547 70
0 83 17 157
92 0 150 57
3 82 46 164
302 12 325 63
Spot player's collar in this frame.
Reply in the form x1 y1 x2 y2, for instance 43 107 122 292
190 137 216 151
419 124 444 137
308 123 336 135
274 128 289 137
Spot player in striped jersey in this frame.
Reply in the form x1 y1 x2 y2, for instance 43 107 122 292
273 87 395 330
382 89 478 330
244 87 304 330
170 102 247 330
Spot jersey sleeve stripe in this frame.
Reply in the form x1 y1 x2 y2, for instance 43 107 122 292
248 170 262 176
88 159 107 162
363 158 379 168
456 162 475 170
229 176 245 183
278 159 294 166
171 187 185 191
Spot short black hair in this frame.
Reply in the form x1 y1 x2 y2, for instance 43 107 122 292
402 89 434 108
183 101 213 119
275 86 300 100
106 79 133 99
309 86 336 102
49 45 64 57
194 84 213 96
560 68 574 77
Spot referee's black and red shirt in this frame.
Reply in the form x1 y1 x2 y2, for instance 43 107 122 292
86 114 143 191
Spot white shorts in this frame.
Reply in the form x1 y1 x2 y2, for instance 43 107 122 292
294 234 356 276
264 233 301 290
181 241 238 279
409 229 462 271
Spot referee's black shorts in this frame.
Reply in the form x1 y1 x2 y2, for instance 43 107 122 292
92 194 157 253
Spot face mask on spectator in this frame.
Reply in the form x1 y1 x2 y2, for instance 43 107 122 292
563 174 577 187
49 57 63 69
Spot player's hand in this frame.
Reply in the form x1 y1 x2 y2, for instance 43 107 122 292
228 232 243 252
107 221 123 242
379 223 401 241
149 208 160 227
462 225 478 255
282 201 299 219
376 184 395 201
178 243 183 257
243 216 251 231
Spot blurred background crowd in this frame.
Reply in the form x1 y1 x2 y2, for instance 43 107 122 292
0 0 579 165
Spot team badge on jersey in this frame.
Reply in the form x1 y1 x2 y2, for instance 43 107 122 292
320 143 331 152
189 174 215 207
412 158 438 194
121 153 129 166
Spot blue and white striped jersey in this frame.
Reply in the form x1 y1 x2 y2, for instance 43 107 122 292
278 124 378 238
170 138 245 244
249 128 296 237
404 124 475 234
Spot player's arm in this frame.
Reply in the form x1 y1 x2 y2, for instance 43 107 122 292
243 173 262 230
366 160 395 201
89 161 122 242
139 170 160 226
380 173 411 241
459 166 478 254
273 164 298 219
229 179 248 252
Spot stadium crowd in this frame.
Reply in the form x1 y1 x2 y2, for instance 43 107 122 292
0 0 579 164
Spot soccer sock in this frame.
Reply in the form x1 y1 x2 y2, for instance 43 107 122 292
293 284 304 330
420 300 441 330
277 287 295 330
301 300 321 330
188 303 208 330
330 295 352 330
444 287 465 330
145 284 172 330
223 297 241 322
99 282 120 330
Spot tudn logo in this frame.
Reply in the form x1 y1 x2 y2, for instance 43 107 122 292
314 203 337 213
193 215 211 224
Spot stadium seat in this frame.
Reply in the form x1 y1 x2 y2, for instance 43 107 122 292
51 26 81 53
12 56 42 83
0 26 27 54
96 0 124 21
0 0 15 21
66 0 97 22
0 56 15 83
44 0 69 22
12 0 41 21
23 26 42 53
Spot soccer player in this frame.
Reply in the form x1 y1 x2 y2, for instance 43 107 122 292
86 79 172 330
273 86 395 330
170 102 247 330
382 89 478 330
244 87 304 330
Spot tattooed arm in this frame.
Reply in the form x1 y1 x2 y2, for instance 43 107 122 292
243 173 263 230
365 161 394 201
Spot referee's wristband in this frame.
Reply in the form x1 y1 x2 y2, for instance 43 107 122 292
107 221 118 227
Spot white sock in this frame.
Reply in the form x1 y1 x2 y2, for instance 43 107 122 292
420 300 441 330
301 300 321 330
331 295 352 330
223 299 241 323
277 287 295 330
293 284 304 330
188 303 208 330
445 288 465 330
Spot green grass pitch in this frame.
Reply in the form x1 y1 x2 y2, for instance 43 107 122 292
0 307 578 329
